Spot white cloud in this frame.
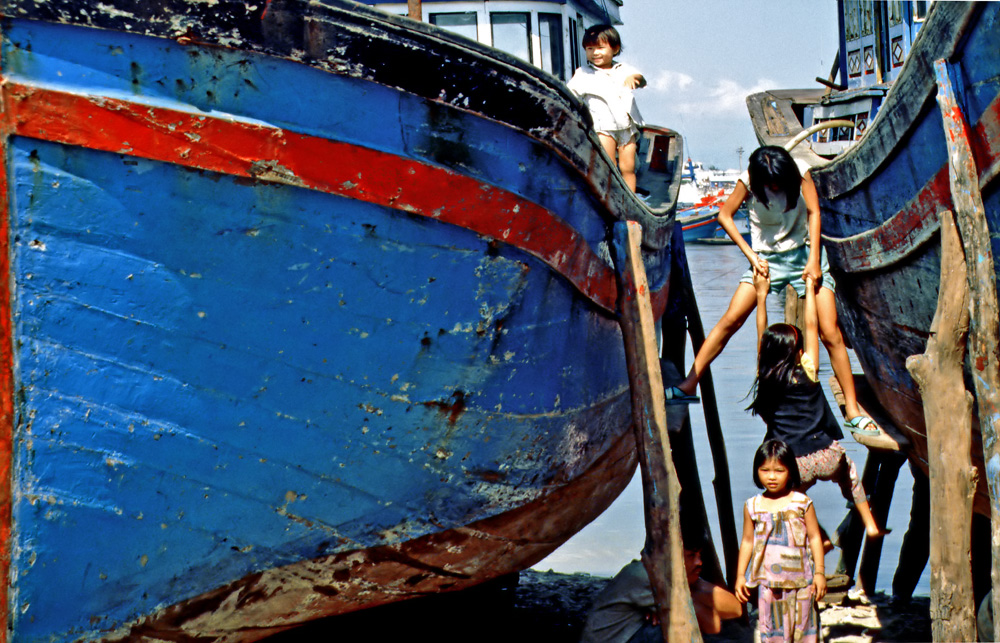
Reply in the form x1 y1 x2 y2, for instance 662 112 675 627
647 69 695 93
643 71 780 118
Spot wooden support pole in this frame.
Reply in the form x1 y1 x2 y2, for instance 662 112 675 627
671 240 739 587
660 291 725 586
612 221 702 643
665 386 726 587
407 0 421 21
905 209 977 641
783 284 804 329
935 58 1000 629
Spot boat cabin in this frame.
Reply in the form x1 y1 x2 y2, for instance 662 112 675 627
807 0 932 156
356 0 622 81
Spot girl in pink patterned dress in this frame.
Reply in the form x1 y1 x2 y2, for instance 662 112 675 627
735 439 826 643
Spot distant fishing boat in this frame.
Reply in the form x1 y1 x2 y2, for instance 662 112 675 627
0 0 684 640
678 197 750 245
676 159 748 244
679 204 723 242
678 159 742 208
746 0 999 514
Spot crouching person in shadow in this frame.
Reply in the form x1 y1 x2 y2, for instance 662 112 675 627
580 527 745 642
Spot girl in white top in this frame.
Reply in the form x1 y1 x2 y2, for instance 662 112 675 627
567 24 645 191
669 146 882 438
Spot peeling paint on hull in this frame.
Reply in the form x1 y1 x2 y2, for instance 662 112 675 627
0 1 682 640
100 421 639 643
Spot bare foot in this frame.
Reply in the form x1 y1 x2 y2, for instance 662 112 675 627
866 527 891 539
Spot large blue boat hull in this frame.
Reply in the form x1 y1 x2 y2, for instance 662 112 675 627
0 1 682 640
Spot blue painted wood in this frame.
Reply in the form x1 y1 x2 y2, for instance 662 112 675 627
11 139 623 637
0 1 682 639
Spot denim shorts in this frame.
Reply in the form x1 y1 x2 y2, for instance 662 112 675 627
740 245 835 296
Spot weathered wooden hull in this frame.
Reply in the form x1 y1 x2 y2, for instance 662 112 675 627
747 1 1000 515
0 1 682 640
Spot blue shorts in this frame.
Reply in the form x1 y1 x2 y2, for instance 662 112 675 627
739 245 835 297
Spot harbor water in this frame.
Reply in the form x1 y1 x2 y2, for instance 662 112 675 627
535 242 931 597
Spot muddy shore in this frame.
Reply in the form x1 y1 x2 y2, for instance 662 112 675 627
267 569 931 642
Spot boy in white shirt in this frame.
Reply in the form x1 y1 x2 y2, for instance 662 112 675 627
567 24 646 191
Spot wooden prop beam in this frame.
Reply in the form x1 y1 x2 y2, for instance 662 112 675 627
905 209 977 641
659 299 726 586
671 245 738 587
935 58 1000 628
783 284 804 329
612 221 702 643
407 0 421 20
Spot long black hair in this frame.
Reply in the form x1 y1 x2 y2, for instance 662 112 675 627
747 146 801 212
747 323 803 421
752 438 801 490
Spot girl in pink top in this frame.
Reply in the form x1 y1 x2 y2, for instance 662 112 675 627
735 439 826 643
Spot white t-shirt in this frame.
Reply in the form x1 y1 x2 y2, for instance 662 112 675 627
739 158 813 253
567 61 644 132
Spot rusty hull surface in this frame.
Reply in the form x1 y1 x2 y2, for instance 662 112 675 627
100 429 637 642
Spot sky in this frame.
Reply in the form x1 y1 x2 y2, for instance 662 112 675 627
615 0 840 170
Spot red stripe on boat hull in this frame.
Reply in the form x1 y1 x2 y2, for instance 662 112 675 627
2 84 669 315
825 90 1000 272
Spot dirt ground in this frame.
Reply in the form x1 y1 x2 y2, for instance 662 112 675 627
265 570 932 642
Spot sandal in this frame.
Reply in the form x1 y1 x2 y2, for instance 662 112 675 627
664 385 699 405
844 415 882 437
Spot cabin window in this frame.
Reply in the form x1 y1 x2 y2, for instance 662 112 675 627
912 0 930 21
430 12 479 41
491 12 532 63
538 13 564 79
569 17 581 72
